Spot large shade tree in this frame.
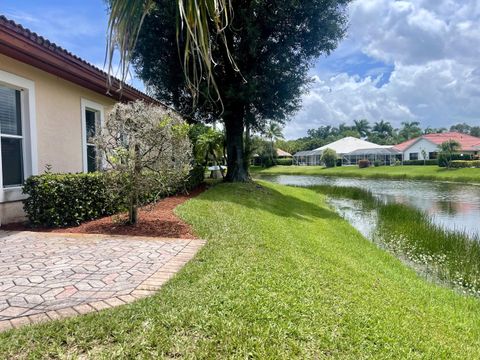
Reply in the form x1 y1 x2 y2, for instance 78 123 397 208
129 0 352 181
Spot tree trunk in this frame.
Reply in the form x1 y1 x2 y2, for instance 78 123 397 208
128 144 141 224
129 202 138 224
224 111 249 182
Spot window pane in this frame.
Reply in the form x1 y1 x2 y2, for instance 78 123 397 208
1 137 23 186
86 110 96 143
0 86 22 136
87 145 97 172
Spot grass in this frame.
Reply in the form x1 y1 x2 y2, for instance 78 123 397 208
2 182 480 357
253 165 480 183
307 184 480 295
376 203 480 295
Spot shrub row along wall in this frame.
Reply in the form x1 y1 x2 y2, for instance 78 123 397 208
23 165 205 228
276 158 293 166
402 159 439 166
450 160 480 168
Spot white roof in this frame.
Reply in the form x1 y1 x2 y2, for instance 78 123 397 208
315 137 385 155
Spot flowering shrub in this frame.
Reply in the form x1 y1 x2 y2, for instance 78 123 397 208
95 101 192 224
358 159 370 168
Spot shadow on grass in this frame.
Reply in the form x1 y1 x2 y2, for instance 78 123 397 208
205 182 338 222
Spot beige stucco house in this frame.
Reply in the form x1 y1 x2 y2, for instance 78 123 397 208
0 16 159 225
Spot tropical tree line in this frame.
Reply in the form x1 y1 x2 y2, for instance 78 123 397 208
276 120 480 154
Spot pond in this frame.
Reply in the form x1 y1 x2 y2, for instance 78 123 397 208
257 174 480 239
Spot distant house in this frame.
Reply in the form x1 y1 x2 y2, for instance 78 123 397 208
276 148 292 159
0 16 161 224
394 132 480 161
293 137 399 166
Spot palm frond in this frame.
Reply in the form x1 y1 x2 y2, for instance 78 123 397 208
106 0 238 105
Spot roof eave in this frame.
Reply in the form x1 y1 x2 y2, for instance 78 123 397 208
0 17 159 105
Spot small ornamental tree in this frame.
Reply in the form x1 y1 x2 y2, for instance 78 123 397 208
321 148 338 168
421 148 428 165
95 101 192 224
438 140 461 168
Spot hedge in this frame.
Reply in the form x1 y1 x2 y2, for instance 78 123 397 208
23 173 119 227
439 153 474 167
449 160 480 168
403 159 439 166
276 158 293 166
23 166 205 228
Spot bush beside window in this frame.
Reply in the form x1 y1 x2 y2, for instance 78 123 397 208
23 173 119 227
23 167 205 228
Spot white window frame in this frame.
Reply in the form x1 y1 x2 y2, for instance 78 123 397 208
80 98 104 173
0 70 37 203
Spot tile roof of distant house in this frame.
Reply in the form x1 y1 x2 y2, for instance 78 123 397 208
276 148 292 157
394 132 480 152
0 15 161 105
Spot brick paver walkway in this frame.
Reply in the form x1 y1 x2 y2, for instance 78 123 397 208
0 231 205 332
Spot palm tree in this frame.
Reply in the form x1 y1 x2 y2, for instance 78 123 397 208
372 120 394 137
264 122 284 144
106 0 235 102
264 122 284 164
399 121 422 140
197 128 226 177
353 119 370 138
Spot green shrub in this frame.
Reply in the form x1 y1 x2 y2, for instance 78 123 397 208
358 159 370 168
23 167 205 228
276 158 293 166
373 160 383 167
185 164 206 189
403 159 439 166
321 148 337 168
439 153 473 167
23 173 120 227
450 160 480 168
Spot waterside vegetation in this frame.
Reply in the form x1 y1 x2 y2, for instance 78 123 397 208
307 184 480 295
254 165 480 184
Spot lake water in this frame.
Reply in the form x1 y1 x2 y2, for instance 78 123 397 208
257 175 480 238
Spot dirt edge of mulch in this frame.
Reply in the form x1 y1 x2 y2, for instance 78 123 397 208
3 184 207 239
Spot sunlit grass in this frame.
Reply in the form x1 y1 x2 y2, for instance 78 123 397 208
254 165 480 183
2 182 480 357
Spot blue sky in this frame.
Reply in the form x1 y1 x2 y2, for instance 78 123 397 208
1 0 479 139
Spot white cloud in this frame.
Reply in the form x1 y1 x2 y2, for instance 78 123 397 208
286 0 480 139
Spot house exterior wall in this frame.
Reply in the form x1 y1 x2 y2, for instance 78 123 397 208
0 54 116 224
403 138 439 160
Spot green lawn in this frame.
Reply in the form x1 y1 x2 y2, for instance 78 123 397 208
253 165 480 183
2 182 480 358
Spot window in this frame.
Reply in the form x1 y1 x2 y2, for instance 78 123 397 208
410 152 418 160
0 70 37 203
85 109 98 172
429 152 438 160
0 85 24 187
81 99 104 173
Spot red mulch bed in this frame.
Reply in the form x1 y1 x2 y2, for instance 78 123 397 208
4 185 206 239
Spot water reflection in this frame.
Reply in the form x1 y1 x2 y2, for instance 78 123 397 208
257 175 480 237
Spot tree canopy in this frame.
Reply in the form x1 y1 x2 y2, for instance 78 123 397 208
133 0 352 181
